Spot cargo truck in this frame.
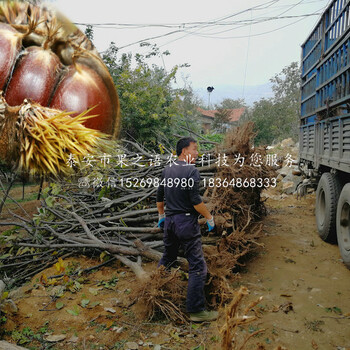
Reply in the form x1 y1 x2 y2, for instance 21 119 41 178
300 0 350 269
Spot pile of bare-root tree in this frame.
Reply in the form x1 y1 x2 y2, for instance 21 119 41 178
0 122 275 323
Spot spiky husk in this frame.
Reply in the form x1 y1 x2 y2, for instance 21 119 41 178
16 101 107 175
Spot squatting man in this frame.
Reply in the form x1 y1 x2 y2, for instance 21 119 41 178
156 137 218 322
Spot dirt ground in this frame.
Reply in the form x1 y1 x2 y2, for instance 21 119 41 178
1 184 350 350
240 189 350 350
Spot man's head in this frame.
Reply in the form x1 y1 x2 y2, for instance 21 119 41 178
176 137 198 163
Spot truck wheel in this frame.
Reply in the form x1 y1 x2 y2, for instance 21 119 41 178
336 184 350 269
315 173 341 242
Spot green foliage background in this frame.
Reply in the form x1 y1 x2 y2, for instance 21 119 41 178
102 42 201 149
95 18 301 149
248 62 301 145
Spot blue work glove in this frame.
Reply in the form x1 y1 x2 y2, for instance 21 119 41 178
207 216 215 231
158 213 165 228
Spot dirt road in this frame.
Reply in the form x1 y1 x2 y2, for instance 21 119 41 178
238 190 350 349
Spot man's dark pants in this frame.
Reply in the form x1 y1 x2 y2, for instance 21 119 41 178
158 213 207 313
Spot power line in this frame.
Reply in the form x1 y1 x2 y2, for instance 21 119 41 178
115 30 182 50
152 11 323 48
162 0 327 41
181 12 323 39
156 3 322 49
93 0 328 53
187 0 301 37
95 1 280 52
177 0 308 38
74 0 323 29
74 0 279 30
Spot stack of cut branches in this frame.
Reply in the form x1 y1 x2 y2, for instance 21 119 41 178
0 123 276 320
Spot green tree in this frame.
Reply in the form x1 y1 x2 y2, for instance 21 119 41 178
212 109 231 133
249 99 278 145
103 42 195 147
248 62 301 145
271 61 301 110
84 25 94 42
215 98 246 110
270 61 301 137
211 98 247 133
172 83 202 136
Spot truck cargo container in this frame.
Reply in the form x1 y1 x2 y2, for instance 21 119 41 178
300 0 350 268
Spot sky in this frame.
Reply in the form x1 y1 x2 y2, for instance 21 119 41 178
50 0 331 104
